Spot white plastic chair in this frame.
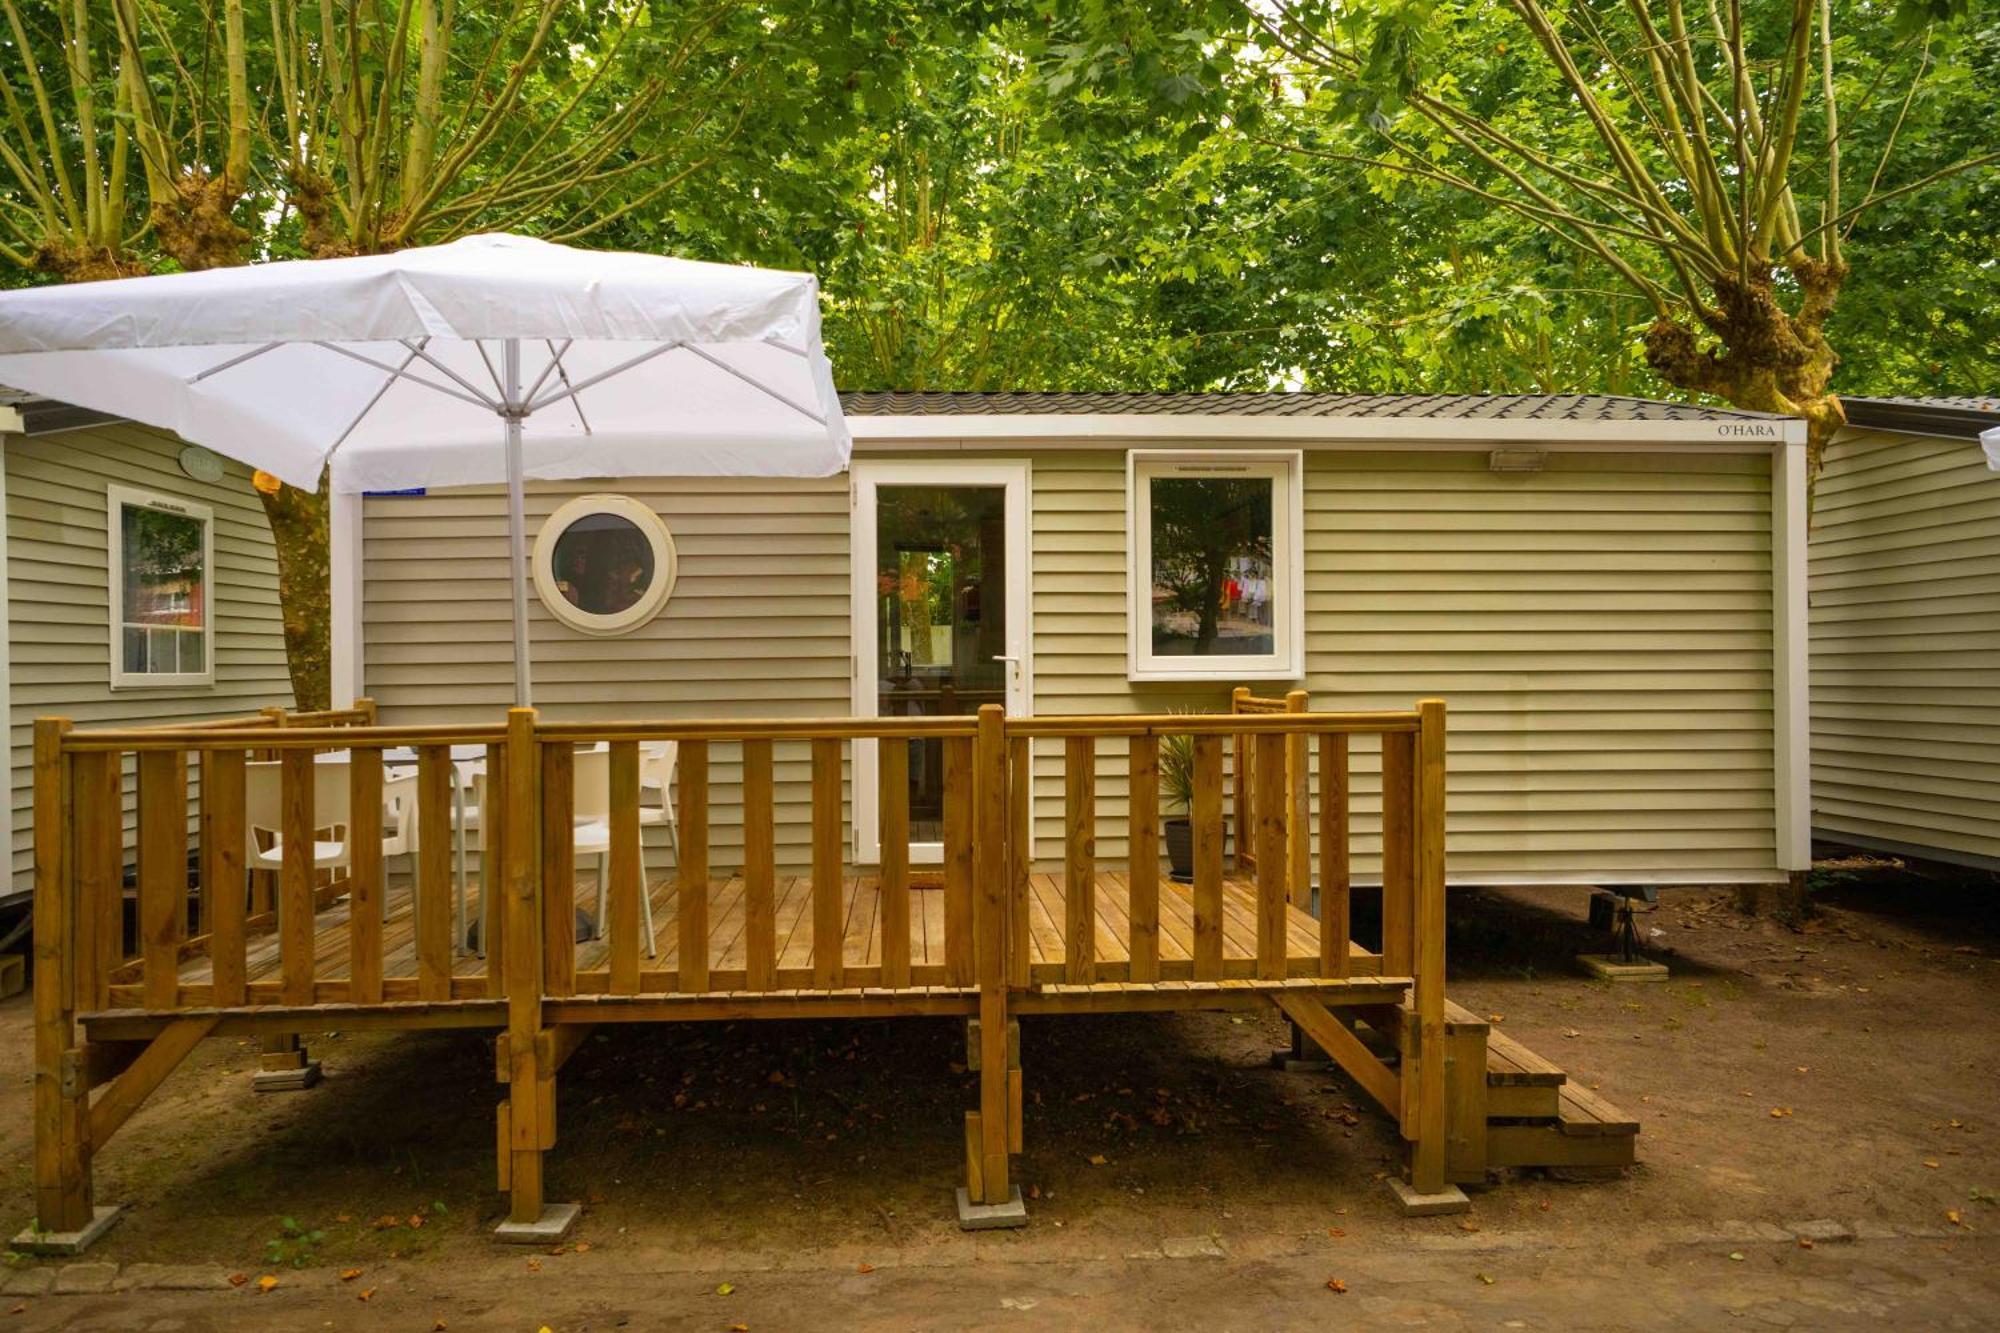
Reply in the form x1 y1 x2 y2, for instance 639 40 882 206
245 759 416 923
472 748 658 956
637 740 681 877
571 749 659 956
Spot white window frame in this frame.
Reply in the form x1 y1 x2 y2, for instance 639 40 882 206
1126 449 1304 682
107 484 216 689
531 493 679 636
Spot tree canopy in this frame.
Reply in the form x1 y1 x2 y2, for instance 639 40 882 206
3 1 1993 705
4 2 1992 402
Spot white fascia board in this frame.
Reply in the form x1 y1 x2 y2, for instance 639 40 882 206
848 412 1807 450
0 407 22 434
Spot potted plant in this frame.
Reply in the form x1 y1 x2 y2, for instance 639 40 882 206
1159 729 1197 883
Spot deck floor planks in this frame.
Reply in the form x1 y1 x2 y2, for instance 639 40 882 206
178 867 1349 993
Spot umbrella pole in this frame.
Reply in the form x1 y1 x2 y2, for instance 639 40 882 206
503 338 533 707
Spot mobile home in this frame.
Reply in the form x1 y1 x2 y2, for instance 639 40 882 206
1809 395 2000 871
337 391 1811 891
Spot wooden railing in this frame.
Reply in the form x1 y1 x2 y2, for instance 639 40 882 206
41 715 506 1012
32 697 1451 1231
34 700 1445 1016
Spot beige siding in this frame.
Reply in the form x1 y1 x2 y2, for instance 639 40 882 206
6 422 293 897
1809 427 2000 865
1030 449 1777 882
357 447 1779 885
362 477 850 867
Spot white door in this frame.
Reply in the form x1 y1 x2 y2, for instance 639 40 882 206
851 460 1031 864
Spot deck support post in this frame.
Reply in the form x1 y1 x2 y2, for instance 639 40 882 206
252 1033 321 1092
959 705 1025 1229
23 717 119 1253
1394 699 1467 1216
493 707 579 1244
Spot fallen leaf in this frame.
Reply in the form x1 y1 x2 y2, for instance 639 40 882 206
227 1273 249 1288
1727 1252 1745 1262
574 1241 591 1253
1487 1013 1504 1024
357 1289 376 1303
1327 1226 1345 1238
1325 1278 1348 1293
9 1303 24 1315
1537 1200 1552 1213
432 1320 448 1332
1457 1218 1481 1233
408 1214 425 1228
1769 1107 1793 1118
730 1325 749 1332
1086 1154 1107 1167
525 1258 541 1272
857 1263 876 1275
1797 1237 1814 1249
1946 1210 1964 1227
1925 1159 1941 1169
717 1281 736 1296
339 1268 363 1282
256 1276 279 1293
1475 1272 1494 1285
334 1213 352 1223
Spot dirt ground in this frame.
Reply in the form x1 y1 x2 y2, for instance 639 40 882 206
2 862 1996 1329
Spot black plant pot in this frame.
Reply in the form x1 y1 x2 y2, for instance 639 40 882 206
1164 816 1193 883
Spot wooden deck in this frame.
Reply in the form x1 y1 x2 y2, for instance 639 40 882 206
172 867 1376 995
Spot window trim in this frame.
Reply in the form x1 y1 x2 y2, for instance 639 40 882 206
1125 449 1305 682
107 483 216 690
531 493 679 637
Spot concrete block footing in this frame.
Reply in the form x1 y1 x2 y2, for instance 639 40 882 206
12 1205 123 1256
492 1202 581 1244
1387 1177 1471 1217
253 1060 323 1092
955 1186 1028 1231
1577 954 1670 983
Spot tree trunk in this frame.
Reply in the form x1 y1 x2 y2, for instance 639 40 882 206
1195 552 1227 651
253 474 331 712
1640 260 1849 490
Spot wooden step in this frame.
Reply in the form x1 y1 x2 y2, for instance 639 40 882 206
1484 1027 1565 1118
1486 1084 1638 1172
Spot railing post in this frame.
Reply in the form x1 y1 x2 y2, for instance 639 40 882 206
1284 690 1310 908
965 704 1019 1218
31 717 94 1238
1410 699 1450 1197
1230 687 1251 872
497 705 566 1237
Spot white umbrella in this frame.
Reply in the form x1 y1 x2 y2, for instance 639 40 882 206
0 233 850 704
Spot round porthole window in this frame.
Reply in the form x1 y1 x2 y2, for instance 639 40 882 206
532 495 678 636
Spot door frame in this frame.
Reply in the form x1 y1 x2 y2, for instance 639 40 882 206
850 458 1033 865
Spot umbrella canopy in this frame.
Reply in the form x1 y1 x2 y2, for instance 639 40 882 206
0 233 848 492
0 233 851 703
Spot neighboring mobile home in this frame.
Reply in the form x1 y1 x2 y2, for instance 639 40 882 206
1809 395 2000 871
0 392 294 907
334 391 1812 891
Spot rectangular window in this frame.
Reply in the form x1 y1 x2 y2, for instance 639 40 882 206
108 485 214 688
1127 451 1303 681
